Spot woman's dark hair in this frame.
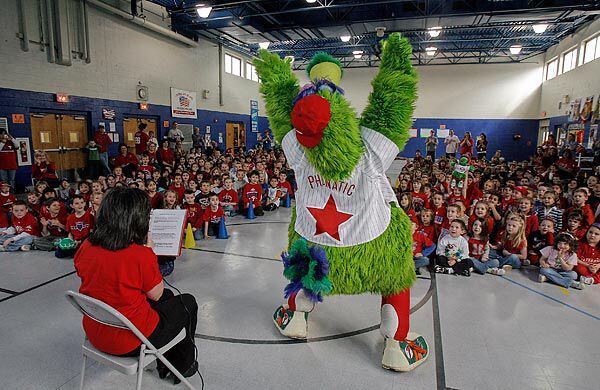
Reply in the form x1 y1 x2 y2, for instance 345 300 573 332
89 187 151 251
554 232 578 252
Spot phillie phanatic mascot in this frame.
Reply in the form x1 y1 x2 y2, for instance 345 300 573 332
254 33 428 372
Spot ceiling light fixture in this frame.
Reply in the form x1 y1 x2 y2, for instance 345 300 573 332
258 42 270 49
305 0 317 3
509 45 523 55
353 54 362 59
533 23 549 34
425 46 437 56
340 35 351 42
352 50 363 55
195 4 212 18
428 26 442 38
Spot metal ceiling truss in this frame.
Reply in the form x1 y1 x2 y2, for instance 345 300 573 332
148 0 600 67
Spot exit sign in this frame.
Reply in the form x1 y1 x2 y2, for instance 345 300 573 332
56 93 69 103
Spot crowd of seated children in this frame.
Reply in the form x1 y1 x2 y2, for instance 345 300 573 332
400 145 600 290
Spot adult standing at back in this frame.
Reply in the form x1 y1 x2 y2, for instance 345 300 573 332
134 123 150 155
167 122 184 149
74 187 199 383
425 132 438 160
93 125 112 175
459 132 474 157
476 133 488 160
0 130 18 189
444 130 460 158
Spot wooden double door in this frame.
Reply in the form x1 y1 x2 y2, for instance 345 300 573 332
123 117 158 149
30 113 88 176
226 122 245 150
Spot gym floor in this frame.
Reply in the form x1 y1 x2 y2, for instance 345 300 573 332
1 206 599 390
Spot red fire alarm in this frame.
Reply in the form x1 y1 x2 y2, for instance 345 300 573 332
56 93 69 103
139 102 149 110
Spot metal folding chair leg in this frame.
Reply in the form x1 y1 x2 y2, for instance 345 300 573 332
135 345 146 390
155 353 198 390
79 353 87 390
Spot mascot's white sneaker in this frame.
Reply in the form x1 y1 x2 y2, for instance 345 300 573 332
273 305 309 339
382 332 429 372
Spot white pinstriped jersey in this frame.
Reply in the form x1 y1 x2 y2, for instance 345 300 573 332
282 127 399 247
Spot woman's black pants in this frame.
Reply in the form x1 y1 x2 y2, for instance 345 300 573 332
120 289 198 373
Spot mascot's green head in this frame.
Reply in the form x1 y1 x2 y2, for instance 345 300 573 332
289 52 363 180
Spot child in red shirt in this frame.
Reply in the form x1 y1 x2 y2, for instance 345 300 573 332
278 172 294 198
137 154 155 180
202 194 225 239
57 195 95 258
518 197 539 237
411 181 429 211
564 211 587 241
168 174 186 203
146 180 164 209
468 218 494 274
488 214 528 275
398 192 416 222
431 192 447 229
412 220 434 274
34 199 68 251
26 190 43 217
563 188 594 228
218 177 239 216
0 201 40 251
526 218 555 266
242 170 264 217
418 208 437 241
182 190 204 240
575 223 600 285
0 181 16 212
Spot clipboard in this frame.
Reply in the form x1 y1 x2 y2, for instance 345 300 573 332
149 209 188 256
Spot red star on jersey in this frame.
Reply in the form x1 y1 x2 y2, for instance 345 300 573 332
307 195 353 241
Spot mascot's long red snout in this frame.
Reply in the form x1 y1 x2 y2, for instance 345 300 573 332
291 94 331 148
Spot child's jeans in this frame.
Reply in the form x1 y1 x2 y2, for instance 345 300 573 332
222 205 237 217
1 234 34 251
436 255 473 274
539 267 577 288
414 256 430 269
489 249 522 269
193 229 204 241
470 257 500 274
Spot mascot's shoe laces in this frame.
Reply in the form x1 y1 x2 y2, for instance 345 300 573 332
273 305 309 339
382 333 429 372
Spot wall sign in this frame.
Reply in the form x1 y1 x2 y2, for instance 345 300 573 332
0 117 8 132
171 87 197 119
12 114 25 124
15 137 32 166
251 100 259 133
205 125 211 134
102 108 116 120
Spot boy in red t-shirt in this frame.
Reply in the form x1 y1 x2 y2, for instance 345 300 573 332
563 188 594 228
0 181 16 212
431 192 447 229
575 223 600 285
526 218 555 266
57 195 95 258
182 190 204 240
278 172 294 198
218 177 239 216
137 154 155 180
202 194 225 239
34 199 68 251
168 174 186 203
0 200 40 251
242 170 264 217
412 220 434 274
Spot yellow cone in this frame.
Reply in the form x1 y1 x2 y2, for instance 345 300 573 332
184 223 196 249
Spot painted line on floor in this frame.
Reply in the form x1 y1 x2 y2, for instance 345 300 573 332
187 247 281 262
227 221 289 226
195 274 435 345
558 286 570 296
0 287 18 295
0 270 77 304
430 271 447 390
501 276 600 321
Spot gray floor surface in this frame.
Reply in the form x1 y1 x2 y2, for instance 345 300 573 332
1 206 599 390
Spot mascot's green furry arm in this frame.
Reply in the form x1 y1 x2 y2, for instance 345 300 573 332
254 33 428 372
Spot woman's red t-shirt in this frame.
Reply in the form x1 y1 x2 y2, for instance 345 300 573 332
74 241 162 355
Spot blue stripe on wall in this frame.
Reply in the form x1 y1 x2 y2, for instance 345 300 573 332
402 118 540 161
0 87 270 188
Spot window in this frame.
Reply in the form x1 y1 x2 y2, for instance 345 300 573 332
545 58 558 81
224 53 242 77
561 47 577 73
245 63 259 82
583 36 598 64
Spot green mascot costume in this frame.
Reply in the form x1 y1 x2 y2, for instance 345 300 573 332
254 33 429 372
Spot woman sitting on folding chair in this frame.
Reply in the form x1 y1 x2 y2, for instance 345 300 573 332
74 187 198 384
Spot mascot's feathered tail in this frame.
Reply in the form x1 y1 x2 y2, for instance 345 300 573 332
281 239 333 303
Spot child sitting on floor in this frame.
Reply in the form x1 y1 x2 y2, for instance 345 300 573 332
242 170 264 217
0 200 40 251
468 218 494 275
435 219 473 276
202 193 225 239
575 223 600 285
488 214 528 275
57 195 94 258
538 232 584 290
218 177 239 216
264 177 283 212
526 218 555 266
412 219 434 275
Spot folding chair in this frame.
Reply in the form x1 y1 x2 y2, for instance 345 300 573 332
65 291 198 390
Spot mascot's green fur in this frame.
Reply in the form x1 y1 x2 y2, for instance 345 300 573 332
254 33 417 296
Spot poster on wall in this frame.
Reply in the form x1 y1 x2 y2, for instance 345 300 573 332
408 128 417 138
591 94 599 124
15 137 32 166
437 129 450 138
102 108 116 120
588 125 598 149
420 128 433 138
250 100 259 133
580 96 594 123
170 88 197 119
0 117 8 132
569 98 581 122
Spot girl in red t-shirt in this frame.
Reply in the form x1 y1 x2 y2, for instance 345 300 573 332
488 214 528 275
468 218 495 274
575 223 600 284
398 192 417 222
418 208 437 241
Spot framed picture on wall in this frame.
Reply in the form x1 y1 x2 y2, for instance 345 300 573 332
15 137 32 166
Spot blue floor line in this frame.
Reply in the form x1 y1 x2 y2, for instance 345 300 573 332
501 276 600 321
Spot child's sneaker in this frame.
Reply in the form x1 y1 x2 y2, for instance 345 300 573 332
434 265 454 274
460 269 471 277
382 333 429 372
538 274 547 283
580 276 594 285
20 245 31 251
571 281 585 290
489 268 506 276
273 305 308 339
502 265 513 273
522 259 531 266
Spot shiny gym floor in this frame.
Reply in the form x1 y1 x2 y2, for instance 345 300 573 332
1 207 600 390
